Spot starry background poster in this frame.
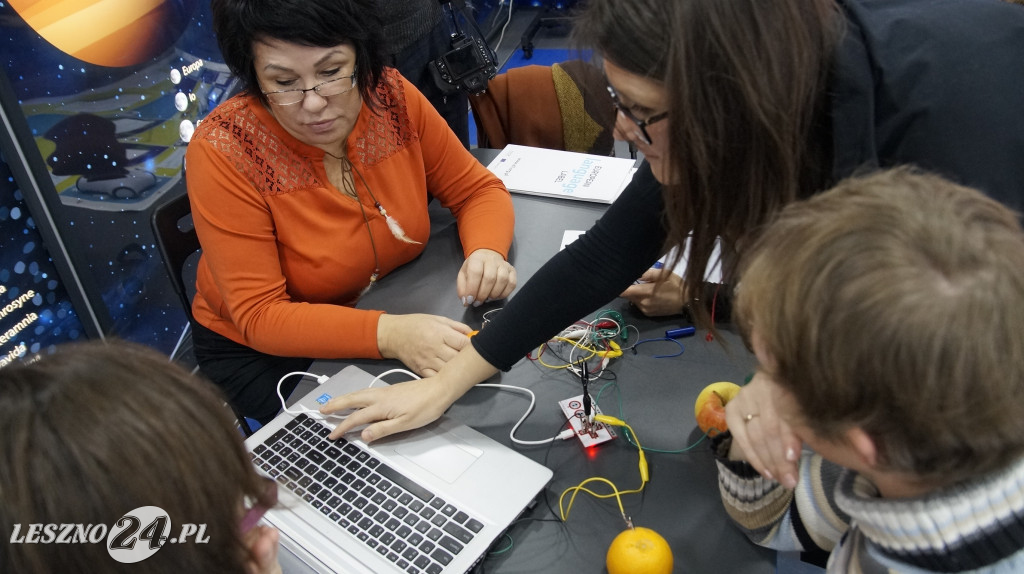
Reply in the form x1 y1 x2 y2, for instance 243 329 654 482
0 0 234 355
0 151 86 366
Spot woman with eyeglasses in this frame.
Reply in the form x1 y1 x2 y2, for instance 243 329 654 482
0 340 281 573
186 0 517 426
322 0 1024 444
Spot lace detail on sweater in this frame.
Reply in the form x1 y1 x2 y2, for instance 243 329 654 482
354 69 418 168
194 69 416 197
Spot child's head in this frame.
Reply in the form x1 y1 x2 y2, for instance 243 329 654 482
735 168 1024 487
0 340 275 573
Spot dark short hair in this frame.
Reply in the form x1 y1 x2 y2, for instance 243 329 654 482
210 0 386 107
0 340 273 573
735 168 1024 486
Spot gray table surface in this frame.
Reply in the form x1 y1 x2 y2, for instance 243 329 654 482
303 151 779 573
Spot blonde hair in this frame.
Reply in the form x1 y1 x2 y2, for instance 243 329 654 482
735 168 1024 485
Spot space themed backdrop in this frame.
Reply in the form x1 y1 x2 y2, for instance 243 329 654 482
0 0 236 363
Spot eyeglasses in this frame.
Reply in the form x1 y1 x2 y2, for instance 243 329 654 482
262 70 358 106
606 84 669 145
240 477 278 534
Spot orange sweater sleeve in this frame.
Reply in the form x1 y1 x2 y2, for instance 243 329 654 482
397 75 514 259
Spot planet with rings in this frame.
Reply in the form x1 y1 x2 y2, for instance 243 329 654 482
9 0 199 67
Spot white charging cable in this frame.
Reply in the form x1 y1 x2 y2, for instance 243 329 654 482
276 368 420 421
276 371 331 420
476 383 576 445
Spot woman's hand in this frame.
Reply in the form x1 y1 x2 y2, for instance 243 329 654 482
322 377 457 442
322 344 500 442
376 314 472 376
457 248 516 307
724 373 802 489
620 268 686 316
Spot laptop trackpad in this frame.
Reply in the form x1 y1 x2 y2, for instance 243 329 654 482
394 430 483 483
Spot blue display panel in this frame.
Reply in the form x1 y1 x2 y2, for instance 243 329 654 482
0 0 234 357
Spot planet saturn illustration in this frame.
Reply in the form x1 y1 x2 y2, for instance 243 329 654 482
9 0 198 67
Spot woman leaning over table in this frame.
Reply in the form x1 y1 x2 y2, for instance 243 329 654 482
322 0 1024 444
185 0 516 426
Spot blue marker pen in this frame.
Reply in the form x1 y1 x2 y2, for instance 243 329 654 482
665 326 696 339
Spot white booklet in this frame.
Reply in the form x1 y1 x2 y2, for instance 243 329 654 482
486 144 637 204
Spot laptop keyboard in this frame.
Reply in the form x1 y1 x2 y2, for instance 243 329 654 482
250 414 484 574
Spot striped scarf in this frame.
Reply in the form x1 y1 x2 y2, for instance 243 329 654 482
716 445 1024 572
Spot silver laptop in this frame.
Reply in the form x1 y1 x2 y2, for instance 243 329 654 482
245 366 553 573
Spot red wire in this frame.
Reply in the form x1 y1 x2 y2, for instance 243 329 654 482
705 283 721 342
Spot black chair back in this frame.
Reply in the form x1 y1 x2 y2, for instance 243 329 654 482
151 191 199 323
150 192 254 436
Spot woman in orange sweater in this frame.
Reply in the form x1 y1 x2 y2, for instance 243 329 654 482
186 0 516 425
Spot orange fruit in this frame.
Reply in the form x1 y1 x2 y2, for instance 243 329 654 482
606 526 674 574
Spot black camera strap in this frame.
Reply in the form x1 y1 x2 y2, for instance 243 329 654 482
443 1 496 60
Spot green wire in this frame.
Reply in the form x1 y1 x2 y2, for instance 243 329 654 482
488 533 514 555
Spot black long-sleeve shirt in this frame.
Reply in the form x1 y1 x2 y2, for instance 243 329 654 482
473 162 666 371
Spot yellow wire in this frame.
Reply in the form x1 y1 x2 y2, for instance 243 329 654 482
534 336 600 369
559 477 644 521
558 419 649 521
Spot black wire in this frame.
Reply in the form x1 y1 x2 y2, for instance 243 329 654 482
541 340 571 365
480 420 569 571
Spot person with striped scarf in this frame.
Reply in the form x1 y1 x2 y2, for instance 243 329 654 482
715 168 1024 573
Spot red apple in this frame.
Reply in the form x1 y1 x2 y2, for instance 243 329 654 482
694 381 741 437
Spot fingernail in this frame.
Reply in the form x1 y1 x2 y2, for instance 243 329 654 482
362 429 374 442
460 296 468 306
762 469 774 481
465 295 475 306
786 447 797 462
783 474 798 490
472 300 482 307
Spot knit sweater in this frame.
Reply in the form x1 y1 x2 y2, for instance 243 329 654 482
185 69 514 359
716 445 1024 572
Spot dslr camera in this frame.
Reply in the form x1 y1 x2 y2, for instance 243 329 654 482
431 34 496 95
430 1 497 95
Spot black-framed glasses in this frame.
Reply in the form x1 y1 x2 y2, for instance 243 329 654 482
262 70 358 106
606 83 668 145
